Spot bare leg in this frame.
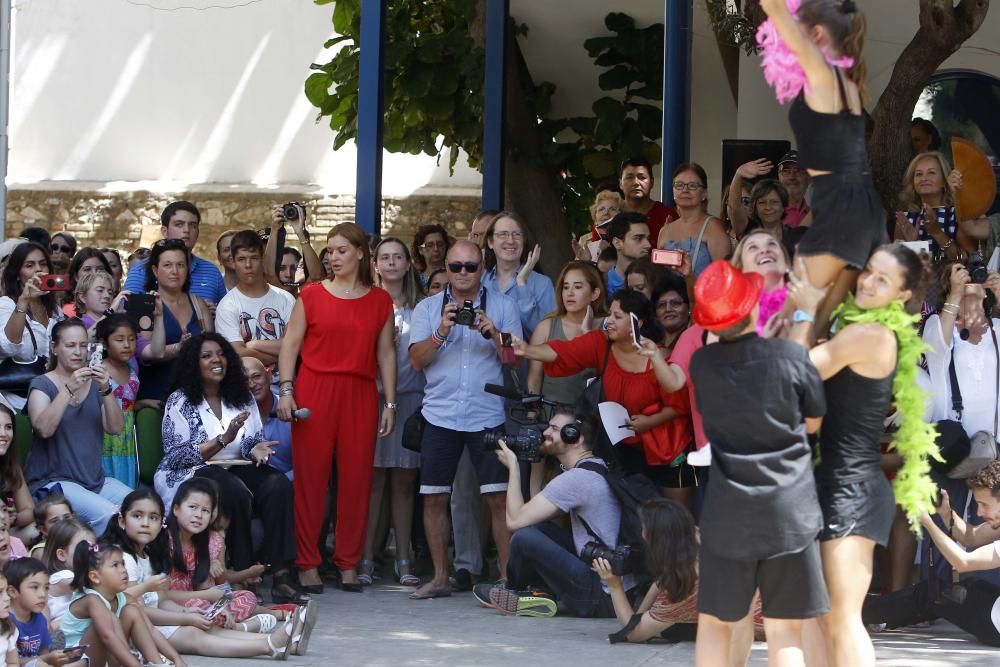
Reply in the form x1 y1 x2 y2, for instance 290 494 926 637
79 625 108 667
798 254 855 339
362 468 388 564
169 626 280 658
390 467 418 570
483 492 510 580
729 611 755 667
410 493 452 597
888 506 917 591
801 618 829 667
697 613 735 667
119 603 165 663
661 486 694 511
762 617 806 667
818 536 877 667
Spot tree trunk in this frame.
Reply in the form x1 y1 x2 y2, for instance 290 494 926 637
503 34 574 278
869 0 990 211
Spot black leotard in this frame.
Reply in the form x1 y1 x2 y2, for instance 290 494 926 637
817 365 894 483
789 68 867 173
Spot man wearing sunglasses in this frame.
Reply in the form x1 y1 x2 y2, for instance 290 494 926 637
409 240 523 600
122 201 227 306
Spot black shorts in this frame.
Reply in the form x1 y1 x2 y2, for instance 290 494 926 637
698 541 830 621
617 442 700 489
796 172 886 269
817 473 895 546
418 421 508 495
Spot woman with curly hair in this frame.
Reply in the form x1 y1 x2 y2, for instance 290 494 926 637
411 224 451 289
153 333 302 602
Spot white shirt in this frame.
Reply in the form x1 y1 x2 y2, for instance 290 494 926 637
196 398 261 461
124 552 159 607
215 284 294 344
923 315 1000 437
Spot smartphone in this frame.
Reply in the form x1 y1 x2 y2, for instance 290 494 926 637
124 293 156 319
651 248 685 267
629 312 642 349
899 240 931 256
499 332 515 365
63 645 90 661
87 342 104 369
203 594 232 621
37 274 70 292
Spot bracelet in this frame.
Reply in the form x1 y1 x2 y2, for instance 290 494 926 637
279 385 295 397
941 306 959 316
792 309 815 324
100 384 113 396
944 302 961 310
432 329 448 345
12 305 26 315
384 402 398 410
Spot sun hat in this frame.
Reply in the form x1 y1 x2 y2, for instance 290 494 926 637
692 260 764 332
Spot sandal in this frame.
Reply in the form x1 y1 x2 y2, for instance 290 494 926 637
240 613 277 634
267 609 298 661
395 560 419 587
292 600 318 656
358 559 375 587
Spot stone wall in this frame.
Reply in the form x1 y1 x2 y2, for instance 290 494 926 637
4 189 482 259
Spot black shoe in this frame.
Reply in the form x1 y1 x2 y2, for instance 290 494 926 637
340 582 363 593
300 583 325 595
451 568 474 592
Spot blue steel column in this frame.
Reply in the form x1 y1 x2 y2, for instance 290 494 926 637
354 0 387 236
481 0 509 211
661 0 692 204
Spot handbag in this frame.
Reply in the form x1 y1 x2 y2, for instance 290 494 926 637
401 409 426 453
0 322 47 396
945 327 1000 479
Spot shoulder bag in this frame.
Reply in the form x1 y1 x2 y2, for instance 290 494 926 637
0 321 48 397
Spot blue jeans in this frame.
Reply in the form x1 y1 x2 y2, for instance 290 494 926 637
507 522 615 618
46 478 132 535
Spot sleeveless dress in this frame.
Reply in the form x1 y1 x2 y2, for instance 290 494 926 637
815 366 896 545
539 317 593 406
790 68 885 268
61 588 128 648
373 304 423 469
137 295 204 402
102 359 139 488
168 531 258 625
660 216 715 277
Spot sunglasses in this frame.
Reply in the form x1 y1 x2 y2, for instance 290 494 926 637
447 262 480 274
50 244 72 253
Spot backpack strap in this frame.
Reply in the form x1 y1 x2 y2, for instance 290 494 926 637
576 460 610 545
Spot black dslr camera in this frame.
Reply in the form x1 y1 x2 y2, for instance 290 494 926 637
581 542 633 576
281 202 304 221
483 429 543 462
454 299 477 327
967 251 989 285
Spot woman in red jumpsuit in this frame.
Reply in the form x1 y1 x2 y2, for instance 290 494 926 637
277 222 397 592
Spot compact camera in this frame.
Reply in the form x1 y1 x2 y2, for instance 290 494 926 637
483 428 543 462
581 541 633 576
38 274 69 292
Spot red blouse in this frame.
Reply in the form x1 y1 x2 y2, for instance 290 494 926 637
298 283 393 379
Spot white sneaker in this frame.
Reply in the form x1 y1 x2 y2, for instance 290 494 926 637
687 444 712 467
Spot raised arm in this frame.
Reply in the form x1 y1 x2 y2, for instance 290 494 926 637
759 0 833 90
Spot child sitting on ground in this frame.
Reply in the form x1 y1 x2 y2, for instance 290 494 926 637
5 557 81 667
40 519 94 634
28 496 74 561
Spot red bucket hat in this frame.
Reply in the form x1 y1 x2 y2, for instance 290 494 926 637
692 260 764 332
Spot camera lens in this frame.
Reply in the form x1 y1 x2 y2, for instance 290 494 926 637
282 203 300 221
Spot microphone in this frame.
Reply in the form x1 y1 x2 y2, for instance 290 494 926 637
484 383 523 402
269 407 311 420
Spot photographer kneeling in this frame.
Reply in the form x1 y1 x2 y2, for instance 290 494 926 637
474 405 637 618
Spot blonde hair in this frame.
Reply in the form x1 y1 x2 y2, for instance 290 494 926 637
900 151 954 212
731 228 790 271
73 270 114 317
589 190 622 223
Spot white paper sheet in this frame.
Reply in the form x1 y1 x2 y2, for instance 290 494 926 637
598 401 635 445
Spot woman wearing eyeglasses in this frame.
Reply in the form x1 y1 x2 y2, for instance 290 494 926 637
655 163 730 279
481 211 555 338
411 224 451 290
136 240 214 408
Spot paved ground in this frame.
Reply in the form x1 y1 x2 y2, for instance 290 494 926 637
182 582 1000 666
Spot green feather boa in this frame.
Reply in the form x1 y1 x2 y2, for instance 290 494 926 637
831 295 942 529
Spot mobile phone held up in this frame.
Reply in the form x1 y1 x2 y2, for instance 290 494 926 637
651 248 684 268
38 274 70 292
629 312 642 349
88 342 104 369
499 332 516 366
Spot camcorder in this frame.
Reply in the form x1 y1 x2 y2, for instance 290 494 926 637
482 382 556 463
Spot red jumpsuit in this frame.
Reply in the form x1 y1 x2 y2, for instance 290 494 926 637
291 283 393 571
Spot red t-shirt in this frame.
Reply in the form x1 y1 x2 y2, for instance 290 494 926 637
669 324 708 450
544 330 671 448
590 201 677 242
298 282 393 378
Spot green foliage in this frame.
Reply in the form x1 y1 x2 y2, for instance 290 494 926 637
307 0 485 169
539 13 665 235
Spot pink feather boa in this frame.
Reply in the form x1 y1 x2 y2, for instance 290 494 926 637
756 0 855 104
756 284 788 335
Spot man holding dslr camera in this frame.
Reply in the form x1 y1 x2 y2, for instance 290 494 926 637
409 240 522 600
474 405 634 619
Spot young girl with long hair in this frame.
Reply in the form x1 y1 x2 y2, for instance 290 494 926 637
95 315 142 488
759 0 882 336
0 404 36 544
41 518 95 632
164 479 312 653
788 245 938 666
63 539 183 667
101 489 305 658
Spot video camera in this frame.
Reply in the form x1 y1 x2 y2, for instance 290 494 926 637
482 382 556 463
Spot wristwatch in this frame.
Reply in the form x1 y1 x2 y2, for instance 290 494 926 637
384 402 398 410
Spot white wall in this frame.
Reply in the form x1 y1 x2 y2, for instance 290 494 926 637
7 0 481 196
